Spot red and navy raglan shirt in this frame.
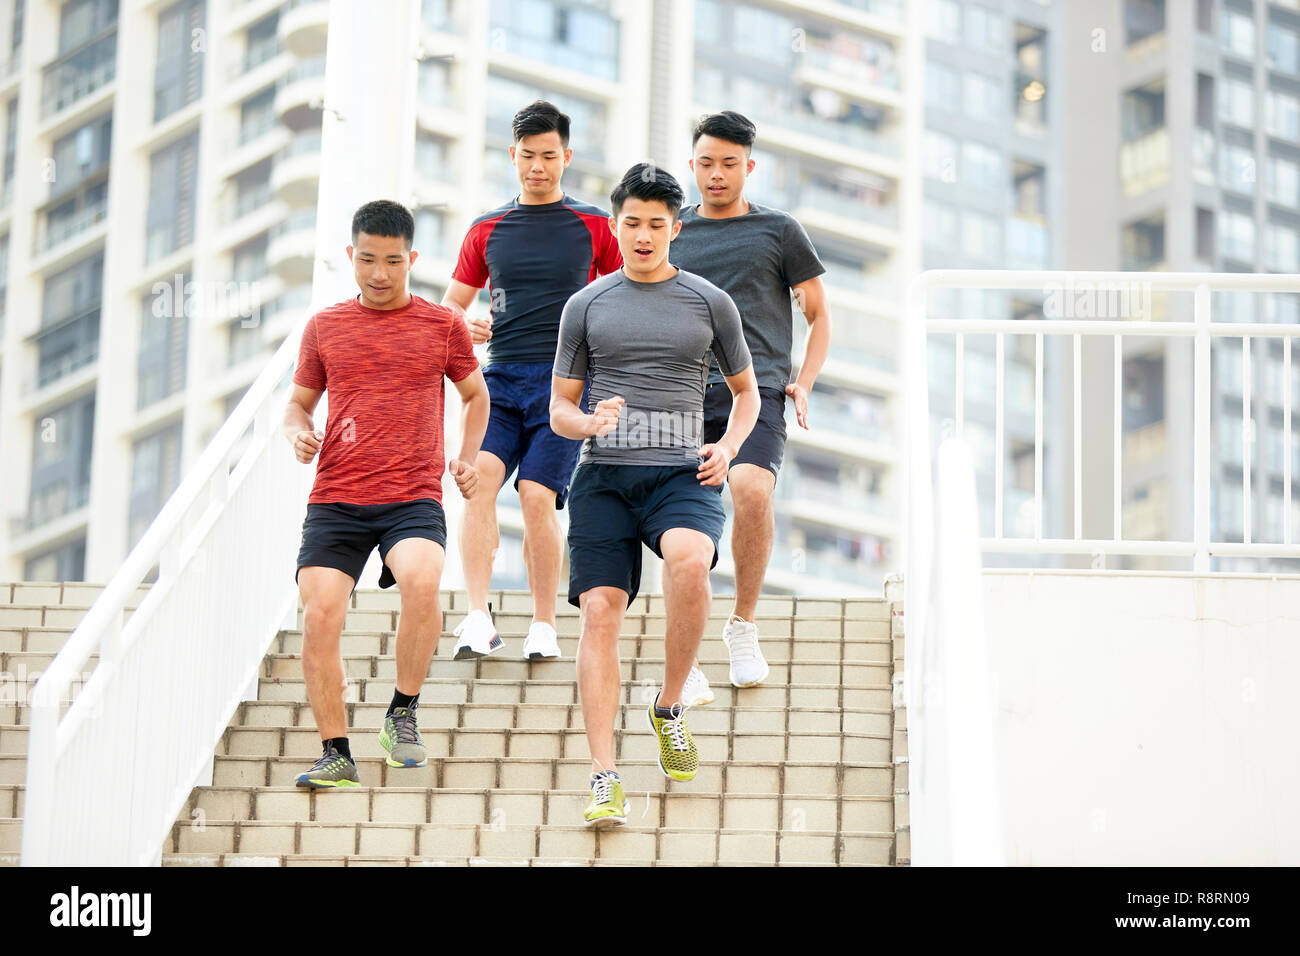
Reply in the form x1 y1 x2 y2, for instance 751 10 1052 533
452 194 623 366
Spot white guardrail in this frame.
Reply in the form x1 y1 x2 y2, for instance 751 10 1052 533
903 269 1300 867
21 319 314 866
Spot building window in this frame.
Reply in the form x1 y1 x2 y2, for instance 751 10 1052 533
961 140 1002 191
1218 209 1256 261
963 71 1002 123
24 538 87 583
488 0 620 82
927 0 960 43
138 283 189 409
1268 154 1300 208
1269 24 1300 75
923 200 958 249
1266 221 1300 272
960 210 1002 261
1266 90 1300 142
964 5 1003 52
154 0 204 122
1125 0 1165 46
128 422 182 547
1219 76 1256 128
145 131 199 264
1220 141 1257 194
925 62 959 110
1123 216 1165 269
922 129 956 182
244 11 278 71
27 393 95 530
1122 82 1165 142
1221 8 1256 58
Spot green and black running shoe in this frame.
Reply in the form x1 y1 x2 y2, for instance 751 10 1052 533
583 771 629 828
294 745 360 789
648 697 698 782
379 706 428 768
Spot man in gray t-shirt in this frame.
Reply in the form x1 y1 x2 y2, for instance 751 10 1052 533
669 110 833 700
551 164 758 827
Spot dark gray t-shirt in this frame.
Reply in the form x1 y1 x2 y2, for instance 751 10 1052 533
554 267 752 466
670 202 826 390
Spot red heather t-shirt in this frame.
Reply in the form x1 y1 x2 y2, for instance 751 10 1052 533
293 294 479 506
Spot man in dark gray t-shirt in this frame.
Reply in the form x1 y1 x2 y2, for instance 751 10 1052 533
669 110 833 701
551 164 759 828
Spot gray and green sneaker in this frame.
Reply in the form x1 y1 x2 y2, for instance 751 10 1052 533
648 696 698 782
294 746 360 789
379 706 427 768
583 771 629 828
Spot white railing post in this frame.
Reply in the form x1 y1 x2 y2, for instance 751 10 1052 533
1193 284 1211 572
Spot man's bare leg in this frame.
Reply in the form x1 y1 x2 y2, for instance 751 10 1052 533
298 567 355 741
726 464 777 622
577 586 629 774
518 479 562 628
384 537 447 694
658 528 714 709
460 451 507 614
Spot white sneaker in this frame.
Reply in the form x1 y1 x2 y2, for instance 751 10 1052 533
522 621 560 659
682 665 715 707
722 616 769 687
452 609 503 660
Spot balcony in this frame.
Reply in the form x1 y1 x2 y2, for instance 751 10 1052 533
1119 127 1170 197
42 31 117 118
267 210 317 283
271 129 321 206
279 0 328 58
34 191 109 255
274 56 325 130
25 481 92 533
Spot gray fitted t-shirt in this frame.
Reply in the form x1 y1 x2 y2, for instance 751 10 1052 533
554 268 752 466
670 202 826 390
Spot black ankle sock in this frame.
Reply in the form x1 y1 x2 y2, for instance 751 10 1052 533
653 694 677 719
324 737 352 761
388 691 418 716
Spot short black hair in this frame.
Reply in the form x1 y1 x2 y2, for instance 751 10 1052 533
609 163 685 221
512 100 570 147
691 110 757 151
351 199 414 248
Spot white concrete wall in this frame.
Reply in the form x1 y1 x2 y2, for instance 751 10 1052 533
981 570 1300 865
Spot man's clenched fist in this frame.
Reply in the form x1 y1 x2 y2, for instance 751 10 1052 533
588 396 624 439
293 429 324 463
450 458 479 500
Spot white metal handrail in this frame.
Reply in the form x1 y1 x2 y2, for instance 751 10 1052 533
909 270 1300 572
902 268 1300 867
21 321 314 865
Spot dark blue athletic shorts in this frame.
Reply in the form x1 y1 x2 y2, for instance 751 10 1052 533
566 462 725 608
295 498 446 591
481 361 588 508
702 383 789 478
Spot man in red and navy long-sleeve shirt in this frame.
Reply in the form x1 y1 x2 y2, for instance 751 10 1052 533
441 100 621 662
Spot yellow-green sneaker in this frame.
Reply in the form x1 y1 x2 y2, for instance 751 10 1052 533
648 696 698 781
583 771 629 828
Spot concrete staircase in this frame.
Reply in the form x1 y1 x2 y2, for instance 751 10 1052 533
0 582 908 866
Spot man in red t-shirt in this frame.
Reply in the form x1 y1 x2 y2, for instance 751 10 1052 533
282 200 489 788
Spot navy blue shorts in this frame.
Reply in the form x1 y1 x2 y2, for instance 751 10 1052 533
481 361 588 509
295 498 446 590
566 463 725 608
702 384 788 478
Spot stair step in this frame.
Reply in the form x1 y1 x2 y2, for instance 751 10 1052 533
175 786 893 830
161 820 894 864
